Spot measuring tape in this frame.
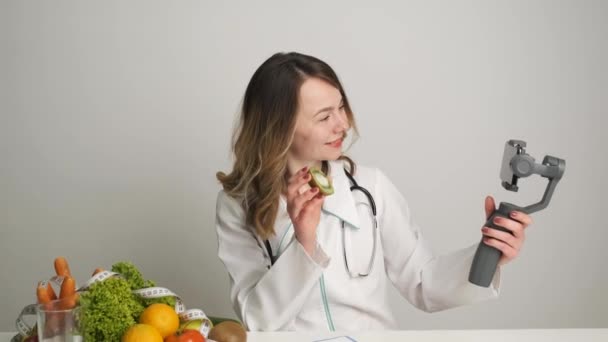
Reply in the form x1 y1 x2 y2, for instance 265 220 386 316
14 271 212 339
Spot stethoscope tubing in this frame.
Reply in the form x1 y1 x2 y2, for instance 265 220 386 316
265 168 378 277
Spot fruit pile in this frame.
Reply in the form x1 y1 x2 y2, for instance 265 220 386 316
14 257 247 342
123 303 203 342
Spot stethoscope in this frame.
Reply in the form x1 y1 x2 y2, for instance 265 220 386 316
264 168 378 277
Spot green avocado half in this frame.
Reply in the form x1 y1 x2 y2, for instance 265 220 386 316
308 167 334 196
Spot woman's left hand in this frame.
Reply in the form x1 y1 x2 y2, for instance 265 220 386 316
481 196 534 267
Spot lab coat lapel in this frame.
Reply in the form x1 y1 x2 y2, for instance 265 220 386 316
269 196 294 254
323 160 361 230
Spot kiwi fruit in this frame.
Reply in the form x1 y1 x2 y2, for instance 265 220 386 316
208 321 247 342
308 167 334 196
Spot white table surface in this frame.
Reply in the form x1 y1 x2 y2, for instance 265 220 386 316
2 329 607 342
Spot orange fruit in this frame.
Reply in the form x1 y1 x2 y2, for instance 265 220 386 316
138 303 180 338
121 323 163 342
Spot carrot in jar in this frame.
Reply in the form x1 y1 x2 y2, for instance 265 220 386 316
54 257 71 277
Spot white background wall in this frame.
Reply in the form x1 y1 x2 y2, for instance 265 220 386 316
1 0 606 331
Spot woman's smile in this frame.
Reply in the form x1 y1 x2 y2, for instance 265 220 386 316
326 137 343 148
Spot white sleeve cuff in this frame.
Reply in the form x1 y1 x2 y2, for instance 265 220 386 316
296 240 331 268
490 264 502 295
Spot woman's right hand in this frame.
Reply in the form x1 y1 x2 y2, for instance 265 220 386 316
285 166 325 256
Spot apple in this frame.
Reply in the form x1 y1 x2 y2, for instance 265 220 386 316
165 329 205 342
180 319 205 332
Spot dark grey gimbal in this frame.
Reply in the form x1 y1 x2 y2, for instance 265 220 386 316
469 140 566 287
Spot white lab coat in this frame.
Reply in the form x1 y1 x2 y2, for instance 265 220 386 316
215 159 501 331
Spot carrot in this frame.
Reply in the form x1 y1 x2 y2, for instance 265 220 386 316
58 293 79 310
36 282 53 304
40 276 79 336
54 257 71 277
92 268 104 276
47 281 57 301
59 276 76 299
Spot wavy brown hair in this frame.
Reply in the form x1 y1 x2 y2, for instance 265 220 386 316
217 52 359 240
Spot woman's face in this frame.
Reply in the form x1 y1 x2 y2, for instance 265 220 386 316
288 77 350 166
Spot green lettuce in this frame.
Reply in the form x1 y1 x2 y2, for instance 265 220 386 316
79 277 144 341
111 261 176 307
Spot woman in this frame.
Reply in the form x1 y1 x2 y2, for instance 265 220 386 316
215 52 532 331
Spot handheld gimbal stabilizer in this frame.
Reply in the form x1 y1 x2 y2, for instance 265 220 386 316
469 140 566 287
